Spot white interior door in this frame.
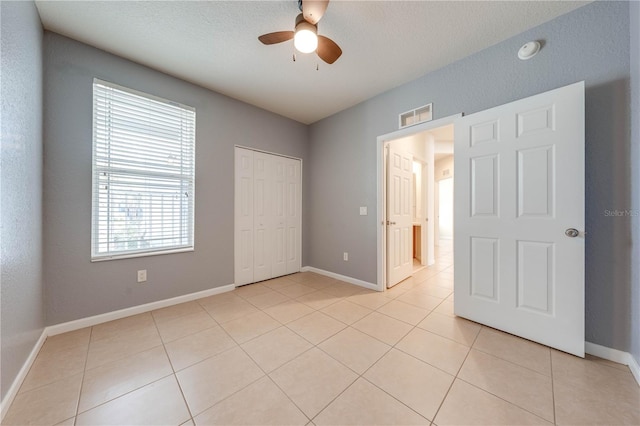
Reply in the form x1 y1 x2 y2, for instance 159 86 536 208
454 81 585 356
387 145 414 287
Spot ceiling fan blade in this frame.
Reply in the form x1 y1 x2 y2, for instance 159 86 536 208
302 0 329 25
317 35 342 64
258 31 294 45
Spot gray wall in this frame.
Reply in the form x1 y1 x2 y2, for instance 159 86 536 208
1 1 45 400
43 33 309 325
630 0 640 368
308 1 634 352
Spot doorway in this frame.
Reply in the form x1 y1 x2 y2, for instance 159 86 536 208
376 82 585 356
437 178 453 240
377 114 460 291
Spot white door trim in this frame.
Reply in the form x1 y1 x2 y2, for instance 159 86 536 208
376 114 462 291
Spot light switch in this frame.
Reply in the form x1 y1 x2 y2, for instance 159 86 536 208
360 206 367 216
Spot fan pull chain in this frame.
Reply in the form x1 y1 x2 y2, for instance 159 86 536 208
293 53 296 62
316 63 319 71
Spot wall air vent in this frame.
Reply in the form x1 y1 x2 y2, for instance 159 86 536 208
399 103 433 129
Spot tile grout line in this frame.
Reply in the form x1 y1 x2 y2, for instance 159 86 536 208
550 349 557 425
137 277 416 423
74 315 194 421
428 322 482 424
72 327 94 425
187 284 331 423
439 324 555 424
311 279 447 423
75 374 178 420
469 345 554 378
458 324 553 424
237 280 377 424
454 377 553 424
358 375 432 423
307 371 361 424
150 311 196 425
182 313 270 420
353 319 434 422
238 336 316 423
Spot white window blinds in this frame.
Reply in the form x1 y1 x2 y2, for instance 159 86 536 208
91 79 196 260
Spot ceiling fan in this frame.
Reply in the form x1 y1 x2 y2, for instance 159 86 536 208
258 0 342 64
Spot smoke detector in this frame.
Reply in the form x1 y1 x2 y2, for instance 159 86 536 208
518 41 541 60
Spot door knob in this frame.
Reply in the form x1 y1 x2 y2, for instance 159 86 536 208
565 228 580 238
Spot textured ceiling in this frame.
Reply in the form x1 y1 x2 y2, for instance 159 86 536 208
35 0 588 124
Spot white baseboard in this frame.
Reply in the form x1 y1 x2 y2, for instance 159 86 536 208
1 330 47 421
629 352 640 386
301 266 378 291
0 283 235 421
47 284 235 336
585 341 640 387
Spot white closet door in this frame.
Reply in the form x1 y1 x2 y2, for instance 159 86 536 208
272 156 288 277
285 158 301 274
253 152 273 282
234 148 254 286
235 148 302 286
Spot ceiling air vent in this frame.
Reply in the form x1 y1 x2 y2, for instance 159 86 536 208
399 103 432 129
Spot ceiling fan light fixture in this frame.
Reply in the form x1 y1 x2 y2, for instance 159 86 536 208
294 21 318 53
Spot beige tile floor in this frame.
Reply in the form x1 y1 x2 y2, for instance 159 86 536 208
4 242 640 425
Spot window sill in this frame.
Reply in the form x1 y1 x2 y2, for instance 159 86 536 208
91 247 194 262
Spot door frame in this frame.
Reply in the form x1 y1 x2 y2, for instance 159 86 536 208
376 114 462 291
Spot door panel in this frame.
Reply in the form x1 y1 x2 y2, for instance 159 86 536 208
517 146 554 217
517 240 554 314
454 81 585 356
471 155 499 217
470 237 499 301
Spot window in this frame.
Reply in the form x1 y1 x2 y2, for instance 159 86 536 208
91 79 195 260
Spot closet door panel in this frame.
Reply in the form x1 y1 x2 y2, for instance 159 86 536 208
286 158 302 274
253 152 272 282
272 157 287 277
234 148 254 286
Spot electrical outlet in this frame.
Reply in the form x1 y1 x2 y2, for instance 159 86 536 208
343 252 348 261
359 206 367 216
137 269 147 283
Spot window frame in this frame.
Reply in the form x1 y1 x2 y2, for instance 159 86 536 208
90 79 196 262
